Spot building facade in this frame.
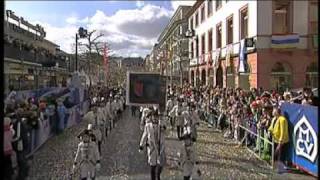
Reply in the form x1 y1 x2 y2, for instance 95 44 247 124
188 0 318 91
157 5 192 86
4 10 71 94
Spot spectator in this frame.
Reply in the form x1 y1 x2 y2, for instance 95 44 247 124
57 100 67 133
268 107 289 173
4 111 16 180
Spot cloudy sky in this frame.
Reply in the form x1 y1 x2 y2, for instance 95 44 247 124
5 0 195 58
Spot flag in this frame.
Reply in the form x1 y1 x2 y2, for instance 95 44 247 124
226 44 232 67
103 43 109 80
271 34 299 49
238 39 247 73
207 52 212 68
214 48 221 69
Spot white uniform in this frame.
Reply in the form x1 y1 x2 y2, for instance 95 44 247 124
179 145 196 177
140 108 151 131
169 105 184 127
166 99 173 115
74 141 100 179
106 101 114 128
98 107 106 125
111 100 119 116
139 121 166 166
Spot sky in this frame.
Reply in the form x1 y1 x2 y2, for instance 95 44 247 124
5 0 196 58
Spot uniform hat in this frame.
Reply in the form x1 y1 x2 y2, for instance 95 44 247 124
77 129 90 138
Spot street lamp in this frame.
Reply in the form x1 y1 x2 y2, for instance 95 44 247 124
75 27 88 72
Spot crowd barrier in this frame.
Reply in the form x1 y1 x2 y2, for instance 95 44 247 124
238 124 275 168
26 100 89 158
213 103 318 177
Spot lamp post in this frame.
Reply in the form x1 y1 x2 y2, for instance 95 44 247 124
75 27 88 72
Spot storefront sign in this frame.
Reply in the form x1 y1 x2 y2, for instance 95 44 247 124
281 103 318 177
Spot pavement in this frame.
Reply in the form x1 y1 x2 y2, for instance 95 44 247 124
26 108 316 180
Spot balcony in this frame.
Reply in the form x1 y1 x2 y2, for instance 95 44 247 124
4 43 68 69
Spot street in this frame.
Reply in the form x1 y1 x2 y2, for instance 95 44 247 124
26 108 315 180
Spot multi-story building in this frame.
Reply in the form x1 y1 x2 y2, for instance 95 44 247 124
157 5 192 86
4 10 71 93
188 0 318 91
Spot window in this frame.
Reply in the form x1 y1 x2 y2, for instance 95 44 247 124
201 34 205 55
272 0 292 34
191 41 194 58
196 37 199 57
305 62 318 88
270 62 292 91
190 17 194 30
240 7 248 39
216 0 222 11
208 29 212 52
216 23 222 48
208 0 213 16
310 1 318 34
201 5 205 22
227 16 233 44
195 12 199 27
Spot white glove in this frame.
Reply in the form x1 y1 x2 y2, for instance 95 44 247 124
72 165 76 174
96 163 101 171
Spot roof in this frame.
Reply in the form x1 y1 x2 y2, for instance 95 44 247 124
157 5 192 42
186 0 204 18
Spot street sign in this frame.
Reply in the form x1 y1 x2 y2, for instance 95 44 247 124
126 72 166 110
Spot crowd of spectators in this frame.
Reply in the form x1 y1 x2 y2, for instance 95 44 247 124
167 84 317 172
3 88 82 180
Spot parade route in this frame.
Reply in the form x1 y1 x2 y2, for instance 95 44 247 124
26 108 315 180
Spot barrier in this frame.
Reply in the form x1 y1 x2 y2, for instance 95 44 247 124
238 124 275 169
281 103 318 177
26 100 89 158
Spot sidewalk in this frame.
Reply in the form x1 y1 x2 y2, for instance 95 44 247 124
162 121 316 180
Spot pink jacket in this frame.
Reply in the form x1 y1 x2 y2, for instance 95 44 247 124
4 117 13 156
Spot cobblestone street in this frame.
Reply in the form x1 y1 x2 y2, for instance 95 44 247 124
27 108 315 180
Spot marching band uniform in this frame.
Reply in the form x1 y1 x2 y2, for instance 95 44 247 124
73 129 100 180
169 101 184 139
140 107 152 131
139 113 166 180
178 139 196 180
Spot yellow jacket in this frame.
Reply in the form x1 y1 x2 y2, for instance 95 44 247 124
268 115 289 144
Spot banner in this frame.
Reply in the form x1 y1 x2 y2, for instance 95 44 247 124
238 39 247 73
214 48 221 69
281 103 318 177
226 44 233 67
126 72 165 107
271 34 299 49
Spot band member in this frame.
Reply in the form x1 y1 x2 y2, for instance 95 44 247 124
166 96 174 130
169 97 184 139
73 129 101 180
178 138 196 180
139 109 166 180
